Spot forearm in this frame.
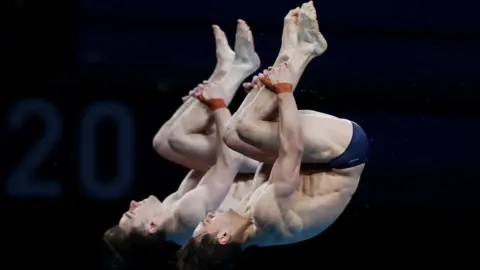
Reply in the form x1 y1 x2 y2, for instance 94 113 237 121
197 106 243 208
212 107 242 167
268 86 303 196
277 90 303 157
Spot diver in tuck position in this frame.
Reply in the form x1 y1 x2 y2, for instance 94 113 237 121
177 2 369 270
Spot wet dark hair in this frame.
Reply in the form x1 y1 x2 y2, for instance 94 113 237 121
103 225 168 269
176 234 242 270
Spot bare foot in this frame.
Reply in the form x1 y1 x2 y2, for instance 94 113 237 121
297 1 327 56
233 19 261 73
279 7 300 56
210 25 235 81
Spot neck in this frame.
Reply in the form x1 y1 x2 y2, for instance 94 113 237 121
161 212 194 245
241 221 260 248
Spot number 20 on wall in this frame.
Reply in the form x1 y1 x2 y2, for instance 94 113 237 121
5 98 135 200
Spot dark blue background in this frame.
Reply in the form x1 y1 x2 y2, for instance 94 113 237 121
3 0 480 268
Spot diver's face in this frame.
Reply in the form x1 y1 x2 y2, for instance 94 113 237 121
193 210 250 244
118 195 162 234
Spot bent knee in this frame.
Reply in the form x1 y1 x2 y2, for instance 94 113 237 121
152 121 179 154
152 130 171 156
301 118 353 163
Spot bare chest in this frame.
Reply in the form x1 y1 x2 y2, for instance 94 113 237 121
217 173 259 213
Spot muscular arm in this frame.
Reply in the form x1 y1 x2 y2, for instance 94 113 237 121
175 104 243 225
269 84 303 205
197 107 243 207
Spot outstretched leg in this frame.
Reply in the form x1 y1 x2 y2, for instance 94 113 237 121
224 2 329 163
164 20 261 170
153 25 235 171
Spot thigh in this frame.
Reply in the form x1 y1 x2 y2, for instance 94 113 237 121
300 113 353 163
241 112 353 163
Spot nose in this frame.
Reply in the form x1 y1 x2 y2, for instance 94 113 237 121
129 200 139 210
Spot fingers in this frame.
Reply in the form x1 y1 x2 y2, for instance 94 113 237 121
259 74 273 89
243 75 263 92
253 75 263 88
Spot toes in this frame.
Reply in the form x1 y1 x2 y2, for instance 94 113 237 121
247 29 253 42
212 25 224 39
285 7 300 23
301 2 309 11
237 19 250 32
